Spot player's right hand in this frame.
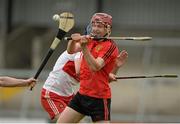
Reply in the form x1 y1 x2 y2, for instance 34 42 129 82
27 78 37 88
71 33 81 41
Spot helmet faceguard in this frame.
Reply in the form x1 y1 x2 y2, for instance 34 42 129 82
91 13 112 37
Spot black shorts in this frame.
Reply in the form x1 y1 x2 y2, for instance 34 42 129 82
68 92 111 122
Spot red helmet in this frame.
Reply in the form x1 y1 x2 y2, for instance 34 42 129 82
91 13 112 27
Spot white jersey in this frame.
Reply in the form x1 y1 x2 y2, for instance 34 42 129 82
43 50 81 96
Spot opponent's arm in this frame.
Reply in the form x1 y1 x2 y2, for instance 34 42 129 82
0 76 36 87
74 52 82 76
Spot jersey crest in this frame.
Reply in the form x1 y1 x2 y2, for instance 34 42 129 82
95 45 103 52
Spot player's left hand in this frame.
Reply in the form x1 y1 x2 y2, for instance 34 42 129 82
116 50 128 67
80 35 90 47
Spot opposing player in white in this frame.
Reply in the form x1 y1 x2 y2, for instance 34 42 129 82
41 50 81 121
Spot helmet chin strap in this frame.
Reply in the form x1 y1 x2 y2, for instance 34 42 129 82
103 33 108 37
106 25 111 37
101 27 111 39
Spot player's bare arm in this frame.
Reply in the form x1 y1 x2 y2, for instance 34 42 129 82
74 57 81 76
67 33 82 54
80 36 105 71
0 76 36 87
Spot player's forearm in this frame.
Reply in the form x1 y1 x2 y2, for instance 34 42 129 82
111 65 119 74
67 40 77 54
67 40 81 54
74 58 81 75
81 46 101 71
0 77 27 87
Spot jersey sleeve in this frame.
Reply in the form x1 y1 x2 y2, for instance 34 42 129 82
98 41 119 64
74 52 81 60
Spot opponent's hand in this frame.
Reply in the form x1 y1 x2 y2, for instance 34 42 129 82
27 78 37 88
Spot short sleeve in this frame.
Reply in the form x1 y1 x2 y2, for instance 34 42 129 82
98 41 119 64
74 52 82 60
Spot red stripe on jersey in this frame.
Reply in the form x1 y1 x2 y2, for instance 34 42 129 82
102 42 116 61
103 45 115 61
62 61 79 81
103 99 109 120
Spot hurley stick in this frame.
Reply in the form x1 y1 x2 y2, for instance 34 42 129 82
116 74 178 79
30 12 74 90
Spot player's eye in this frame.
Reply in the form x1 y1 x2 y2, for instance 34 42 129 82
92 22 105 28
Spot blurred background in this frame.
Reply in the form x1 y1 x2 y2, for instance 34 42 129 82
0 0 180 123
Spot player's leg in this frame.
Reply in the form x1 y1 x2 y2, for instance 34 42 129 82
90 98 111 123
57 106 85 123
41 88 73 121
57 92 88 123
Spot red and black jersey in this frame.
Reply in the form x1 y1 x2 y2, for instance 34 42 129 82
79 39 119 98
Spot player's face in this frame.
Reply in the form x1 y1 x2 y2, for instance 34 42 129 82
91 21 107 37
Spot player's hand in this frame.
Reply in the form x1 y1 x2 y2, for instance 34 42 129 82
27 78 37 88
116 50 128 68
71 33 81 41
80 35 90 47
109 73 117 82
